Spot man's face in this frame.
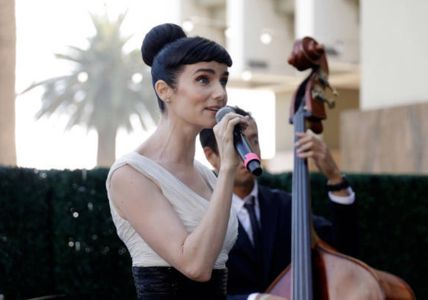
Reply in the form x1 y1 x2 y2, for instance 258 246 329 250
234 119 261 187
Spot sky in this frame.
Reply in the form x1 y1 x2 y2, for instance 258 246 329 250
15 0 275 170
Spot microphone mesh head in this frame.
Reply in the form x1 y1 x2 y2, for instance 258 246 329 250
215 106 235 123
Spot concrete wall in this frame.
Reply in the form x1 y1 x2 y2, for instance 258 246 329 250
323 88 360 150
338 0 428 174
341 102 428 174
274 89 295 153
361 0 428 110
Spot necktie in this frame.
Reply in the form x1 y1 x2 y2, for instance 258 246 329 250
244 197 262 251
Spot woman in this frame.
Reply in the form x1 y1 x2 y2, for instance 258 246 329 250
106 23 247 299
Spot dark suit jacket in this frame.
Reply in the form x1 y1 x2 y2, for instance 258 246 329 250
226 185 358 300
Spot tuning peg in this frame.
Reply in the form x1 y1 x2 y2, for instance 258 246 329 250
312 90 336 109
318 72 338 96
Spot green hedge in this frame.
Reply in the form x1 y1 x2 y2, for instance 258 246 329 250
0 168 134 300
0 167 426 299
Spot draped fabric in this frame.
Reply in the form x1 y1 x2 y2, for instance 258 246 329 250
106 151 238 268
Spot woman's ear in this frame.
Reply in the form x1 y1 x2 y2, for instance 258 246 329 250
154 80 173 104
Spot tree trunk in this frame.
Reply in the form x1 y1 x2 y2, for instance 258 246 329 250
0 0 17 166
97 125 117 168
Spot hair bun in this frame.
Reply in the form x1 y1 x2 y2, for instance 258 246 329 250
141 23 186 66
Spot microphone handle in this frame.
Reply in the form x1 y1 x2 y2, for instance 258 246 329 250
233 130 263 176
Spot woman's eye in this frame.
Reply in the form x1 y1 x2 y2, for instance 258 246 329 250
196 75 209 84
220 78 228 87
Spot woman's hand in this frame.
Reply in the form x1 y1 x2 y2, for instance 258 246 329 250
213 112 250 171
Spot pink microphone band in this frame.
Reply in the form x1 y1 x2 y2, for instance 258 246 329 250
244 153 260 168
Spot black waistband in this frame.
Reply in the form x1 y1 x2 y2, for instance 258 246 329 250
132 266 227 300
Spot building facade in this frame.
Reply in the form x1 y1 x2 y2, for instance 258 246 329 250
178 0 428 174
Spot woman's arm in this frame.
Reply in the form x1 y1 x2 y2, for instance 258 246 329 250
110 113 246 282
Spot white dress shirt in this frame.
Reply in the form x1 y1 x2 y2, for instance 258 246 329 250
232 181 355 243
231 183 261 245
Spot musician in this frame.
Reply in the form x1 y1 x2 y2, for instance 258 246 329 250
199 106 358 300
107 24 246 299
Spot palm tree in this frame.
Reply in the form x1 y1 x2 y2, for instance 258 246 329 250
0 0 17 166
21 12 159 167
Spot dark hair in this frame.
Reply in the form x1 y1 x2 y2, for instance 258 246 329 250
141 23 233 112
199 106 252 155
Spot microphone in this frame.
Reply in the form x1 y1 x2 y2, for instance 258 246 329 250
215 106 263 176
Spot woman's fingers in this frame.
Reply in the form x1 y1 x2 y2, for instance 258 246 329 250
213 113 249 168
214 113 249 139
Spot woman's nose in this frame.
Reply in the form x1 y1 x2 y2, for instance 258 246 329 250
213 82 227 102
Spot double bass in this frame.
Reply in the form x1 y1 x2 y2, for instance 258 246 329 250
266 37 415 300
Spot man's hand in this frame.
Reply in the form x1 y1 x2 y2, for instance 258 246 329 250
295 131 350 196
295 132 340 180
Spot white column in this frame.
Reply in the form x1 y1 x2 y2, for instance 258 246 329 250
226 0 294 77
295 0 315 38
295 0 359 63
226 0 246 73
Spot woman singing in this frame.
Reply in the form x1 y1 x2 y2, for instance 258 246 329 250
106 23 248 299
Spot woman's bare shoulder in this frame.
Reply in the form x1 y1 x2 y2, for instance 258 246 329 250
110 164 162 204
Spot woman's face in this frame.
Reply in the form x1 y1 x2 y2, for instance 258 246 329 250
168 61 229 129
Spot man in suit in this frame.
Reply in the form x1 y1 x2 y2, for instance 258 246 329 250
199 106 358 300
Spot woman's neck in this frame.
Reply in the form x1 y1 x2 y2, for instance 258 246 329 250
139 115 199 166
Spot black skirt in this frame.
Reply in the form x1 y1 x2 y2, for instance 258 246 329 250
132 266 227 300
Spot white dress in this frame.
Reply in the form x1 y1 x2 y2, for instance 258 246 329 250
105 151 238 269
